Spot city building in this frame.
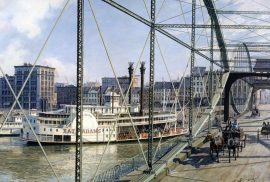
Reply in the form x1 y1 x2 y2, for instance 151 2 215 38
131 87 141 104
14 63 55 110
0 75 15 108
103 86 121 107
102 75 140 90
56 85 77 107
83 86 101 105
83 81 100 88
192 67 206 100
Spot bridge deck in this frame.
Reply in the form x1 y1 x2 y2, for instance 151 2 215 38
160 104 270 182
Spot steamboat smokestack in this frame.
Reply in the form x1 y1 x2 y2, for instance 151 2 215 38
140 62 146 116
128 62 134 105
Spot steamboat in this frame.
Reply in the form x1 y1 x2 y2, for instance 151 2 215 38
21 104 187 144
0 112 23 136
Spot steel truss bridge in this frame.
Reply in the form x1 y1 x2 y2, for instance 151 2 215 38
2 0 270 182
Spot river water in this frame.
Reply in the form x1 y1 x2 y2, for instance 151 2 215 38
0 137 148 181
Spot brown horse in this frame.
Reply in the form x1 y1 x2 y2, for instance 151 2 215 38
209 135 225 163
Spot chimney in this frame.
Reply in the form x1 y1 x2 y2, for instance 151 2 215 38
140 62 146 115
128 62 134 105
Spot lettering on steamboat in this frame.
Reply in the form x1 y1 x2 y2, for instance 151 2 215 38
63 128 102 134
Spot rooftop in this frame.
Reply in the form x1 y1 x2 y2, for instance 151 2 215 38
14 63 55 69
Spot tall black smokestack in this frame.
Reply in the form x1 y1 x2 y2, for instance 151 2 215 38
128 62 134 105
140 62 146 116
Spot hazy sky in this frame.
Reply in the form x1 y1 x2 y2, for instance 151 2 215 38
1 0 270 84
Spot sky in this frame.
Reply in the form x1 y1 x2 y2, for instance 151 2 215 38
1 0 270 84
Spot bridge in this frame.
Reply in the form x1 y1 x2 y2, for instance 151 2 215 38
1 0 270 182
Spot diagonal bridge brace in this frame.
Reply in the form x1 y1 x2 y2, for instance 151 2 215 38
100 0 224 68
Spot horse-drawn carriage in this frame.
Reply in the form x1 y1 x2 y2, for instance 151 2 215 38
261 122 270 138
209 119 246 163
250 107 260 118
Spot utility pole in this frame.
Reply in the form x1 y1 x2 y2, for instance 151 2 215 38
75 0 84 181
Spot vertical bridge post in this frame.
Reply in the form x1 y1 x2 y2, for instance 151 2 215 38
189 0 196 148
75 0 84 181
148 0 156 172
208 17 214 132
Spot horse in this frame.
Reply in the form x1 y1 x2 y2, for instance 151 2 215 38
222 129 240 163
209 134 225 163
261 122 270 139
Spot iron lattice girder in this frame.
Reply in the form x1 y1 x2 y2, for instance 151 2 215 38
75 0 84 181
216 10 270 15
196 48 270 52
156 24 270 29
147 0 156 171
100 0 224 68
253 83 270 92
227 44 270 47
202 0 229 70
188 0 196 145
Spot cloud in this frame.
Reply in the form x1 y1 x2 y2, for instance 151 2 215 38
0 0 65 38
0 41 29 75
41 57 76 84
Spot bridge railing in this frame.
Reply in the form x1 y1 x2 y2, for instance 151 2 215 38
92 137 182 182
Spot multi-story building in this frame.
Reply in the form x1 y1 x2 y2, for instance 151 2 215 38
83 86 101 105
192 67 206 99
131 87 141 104
56 85 77 107
83 81 100 88
102 75 140 90
14 63 55 110
0 75 15 108
103 86 121 107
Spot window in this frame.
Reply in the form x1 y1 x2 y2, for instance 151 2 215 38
44 128 46 131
